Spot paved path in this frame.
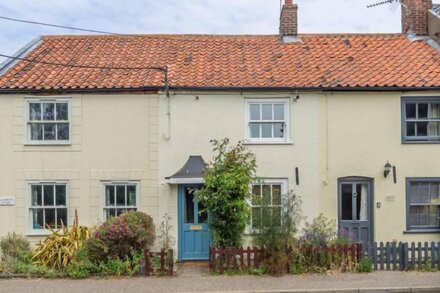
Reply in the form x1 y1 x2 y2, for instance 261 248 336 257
1 271 440 293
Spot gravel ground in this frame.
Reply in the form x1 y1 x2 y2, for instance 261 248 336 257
1 271 440 293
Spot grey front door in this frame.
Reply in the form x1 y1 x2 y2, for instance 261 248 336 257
338 178 373 243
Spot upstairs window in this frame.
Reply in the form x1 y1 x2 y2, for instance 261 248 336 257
246 99 290 143
402 97 440 143
26 99 70 144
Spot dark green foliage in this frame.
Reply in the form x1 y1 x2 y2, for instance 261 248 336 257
358 257 373 273
198 138 257 248
85 211 155 262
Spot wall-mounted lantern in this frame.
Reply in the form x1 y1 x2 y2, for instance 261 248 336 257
384 161 392 178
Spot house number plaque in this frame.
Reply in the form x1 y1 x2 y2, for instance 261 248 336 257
190 225 203 231
0 197 14 206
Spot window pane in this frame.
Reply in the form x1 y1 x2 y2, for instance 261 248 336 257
116 186 125 206
418 183 430 204
274 104 284 120
116 209 126 216
31 185 42 206
249 123 260 138
251 185 261 205
185 188 194 224
43 185 54 206
428 122 440 138
30 123 43 140
250 104 260 120
32 209 44 229
409 206 419 227
262 185 271 205
43 124 56 140
57 208 67 227
429 205 439 226
430 183 440 204
57 123 69 140
430 103 440 119
29 103 41 121
127 185 136 206
417 122 428 136
406 103 416 119
341 184 353 220
419 206 429 226
262 207 271 226
56 103 68 120
42 103 55 121
262 104 272 120
273 123 284 138
355 184 368 221
106 209 116 219
252 207 261 229
45 209 56 229
106 186 115 206
272 185 281 205
55 185 66 206
418 103 428 118
198 200 208 224
272 207 282 226
261 123 272 138
406 122 415 137
409 182 419 204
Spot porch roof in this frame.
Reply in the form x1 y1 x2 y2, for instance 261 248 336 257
165 156 206 184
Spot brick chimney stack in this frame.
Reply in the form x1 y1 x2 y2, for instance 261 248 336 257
402 0 433 35
280 0 298 39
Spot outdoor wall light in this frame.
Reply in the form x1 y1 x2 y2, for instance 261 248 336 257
383 161 392 178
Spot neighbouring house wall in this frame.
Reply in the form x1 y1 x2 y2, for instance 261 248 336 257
0 94 160 245
158 91 440 255
428 11 440 43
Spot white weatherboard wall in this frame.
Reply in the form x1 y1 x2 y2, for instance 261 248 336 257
158 91 440 256
0 94 160 244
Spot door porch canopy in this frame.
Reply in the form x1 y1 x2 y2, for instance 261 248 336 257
165 156 207 184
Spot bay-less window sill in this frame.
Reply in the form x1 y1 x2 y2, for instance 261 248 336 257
243 141 293 146
27 231 53 236
403 229 440 234
402 140 440 144
24 142 72 146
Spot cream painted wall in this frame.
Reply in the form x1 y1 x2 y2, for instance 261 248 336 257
158 90 440 256
0 94 159 245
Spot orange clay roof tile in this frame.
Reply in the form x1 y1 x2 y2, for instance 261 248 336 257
0 34 439 91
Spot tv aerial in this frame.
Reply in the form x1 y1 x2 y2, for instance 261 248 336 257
367 0 401 11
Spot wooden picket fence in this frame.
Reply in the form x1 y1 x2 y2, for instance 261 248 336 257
143 249 174 276
209 243 363 274
365 242 440 271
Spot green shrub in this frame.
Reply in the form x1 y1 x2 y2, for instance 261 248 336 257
85 211 155 263
66 248 99 279
0 232 30 260
289 252 308 274
358 257 373 273
32 212 90 269
15 262 62 278
198 138 257 248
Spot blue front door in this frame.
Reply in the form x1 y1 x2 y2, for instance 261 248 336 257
178 185 211 260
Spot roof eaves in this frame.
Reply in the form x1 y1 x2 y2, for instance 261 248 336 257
0 36 42 76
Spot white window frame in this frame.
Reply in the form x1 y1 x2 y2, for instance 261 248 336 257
102 181 140 221
27 181 69 235
25 98 72 145
247 178 288 233
245 99 291 144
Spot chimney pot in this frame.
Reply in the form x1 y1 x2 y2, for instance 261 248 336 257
285 0 293 5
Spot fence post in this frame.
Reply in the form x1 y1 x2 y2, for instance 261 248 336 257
357 243 362 263
219 248 224 274
373 242 378 271
246 247 251 272
144 250 153 276
168 249 174 275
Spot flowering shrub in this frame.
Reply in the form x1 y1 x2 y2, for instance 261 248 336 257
85 211 155 262
300 214 337 246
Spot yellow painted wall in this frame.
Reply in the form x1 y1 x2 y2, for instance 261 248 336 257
0 94 159 245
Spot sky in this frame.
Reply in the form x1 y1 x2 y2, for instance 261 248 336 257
0 0 439 63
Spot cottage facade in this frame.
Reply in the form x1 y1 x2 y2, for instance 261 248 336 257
0 0 439 260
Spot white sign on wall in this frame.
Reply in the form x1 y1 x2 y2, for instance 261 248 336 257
0 197 14 206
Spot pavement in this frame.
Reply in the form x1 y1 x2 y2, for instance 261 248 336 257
1 271 440 293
